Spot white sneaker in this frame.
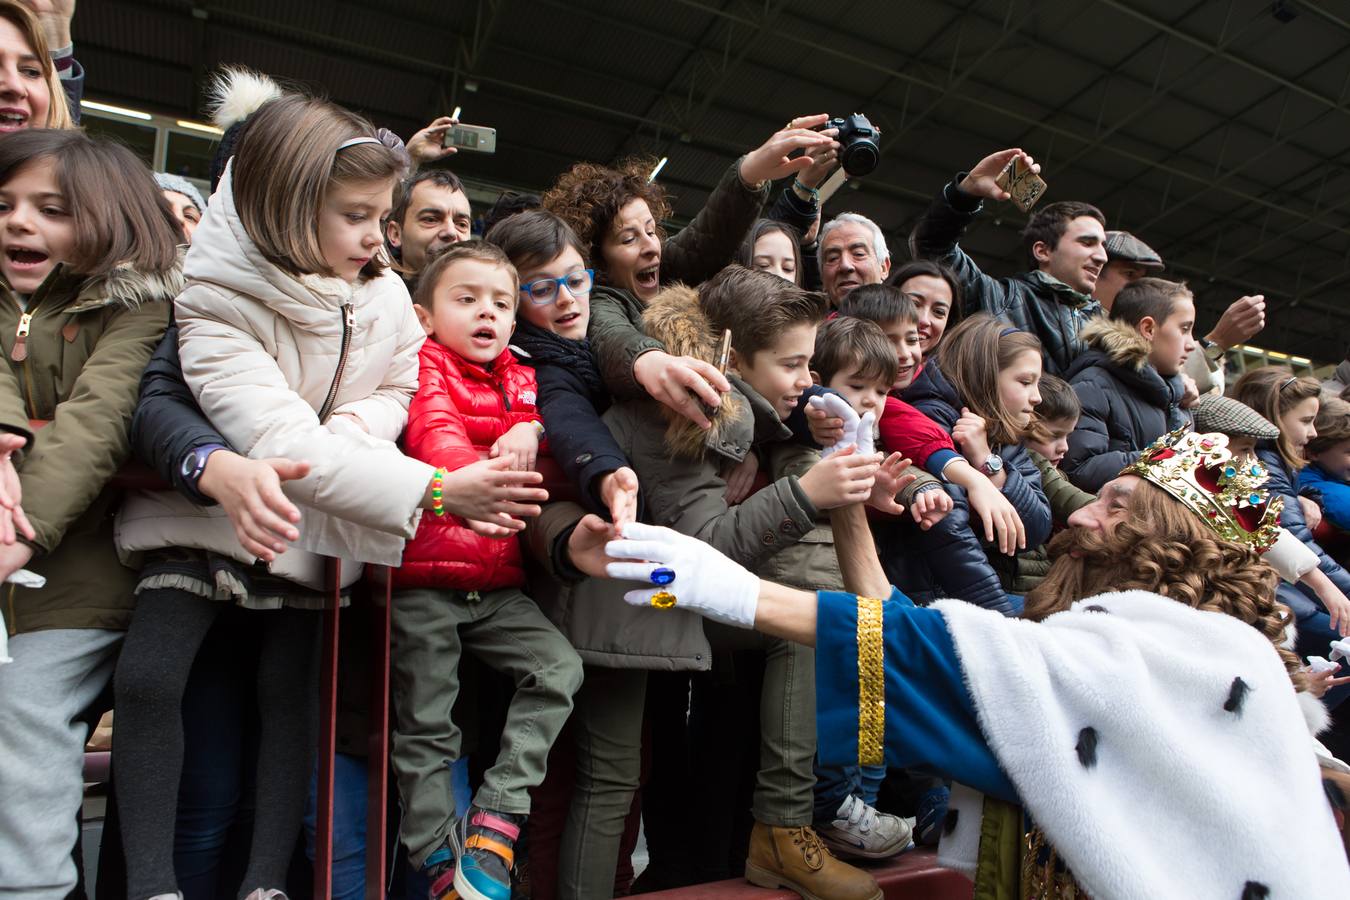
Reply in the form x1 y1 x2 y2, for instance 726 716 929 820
814 794 912 860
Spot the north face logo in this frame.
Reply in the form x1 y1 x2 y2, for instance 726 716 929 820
519 389 537 406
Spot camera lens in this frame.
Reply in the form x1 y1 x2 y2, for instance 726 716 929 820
841 142 879 177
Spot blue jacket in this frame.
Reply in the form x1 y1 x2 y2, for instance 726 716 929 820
1299 462 1350 536
1258 444 1350 600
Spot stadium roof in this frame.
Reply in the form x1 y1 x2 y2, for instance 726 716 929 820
80 0 1350 363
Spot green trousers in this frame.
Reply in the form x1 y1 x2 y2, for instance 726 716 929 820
391 586 583 868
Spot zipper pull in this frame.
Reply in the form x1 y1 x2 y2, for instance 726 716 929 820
11 312 31 362
343 304 355 329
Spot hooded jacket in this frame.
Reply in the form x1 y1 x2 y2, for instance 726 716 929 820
0 261 175 634
909 179 1102 376
394 340 541 590
1062 317 1189 494
115 166 433 591
605 284 835 590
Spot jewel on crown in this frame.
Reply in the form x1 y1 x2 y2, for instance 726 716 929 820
1121 428 1283 553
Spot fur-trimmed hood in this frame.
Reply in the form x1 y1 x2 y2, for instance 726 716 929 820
8 252 186 315
71 252 185 312
1078 315 1151 371
640 282 756 460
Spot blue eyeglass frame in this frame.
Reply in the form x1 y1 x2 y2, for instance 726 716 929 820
519 268 596 305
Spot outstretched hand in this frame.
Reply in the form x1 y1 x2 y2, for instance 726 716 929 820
957 148 1039 202
739 114 839 186
198 452 311 562
406 115 460 165
605 522 760 628
866 453 916 516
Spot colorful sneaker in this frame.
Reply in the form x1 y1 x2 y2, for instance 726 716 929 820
423 839 460 900
914 785 951 847
815 793 912 860
454 807 525 900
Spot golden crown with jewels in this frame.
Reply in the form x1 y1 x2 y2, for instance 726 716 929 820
1121 428 1283 553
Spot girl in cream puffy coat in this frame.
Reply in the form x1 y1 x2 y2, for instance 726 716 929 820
112 81 438 900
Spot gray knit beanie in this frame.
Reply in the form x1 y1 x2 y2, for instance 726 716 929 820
154 172 207 214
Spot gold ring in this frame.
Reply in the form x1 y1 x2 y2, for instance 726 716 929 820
650 590 677 610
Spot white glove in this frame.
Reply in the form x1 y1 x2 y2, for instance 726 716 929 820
807 394 874 456
605 522 760 628
1331 638 1350 663
1306 656 1341 675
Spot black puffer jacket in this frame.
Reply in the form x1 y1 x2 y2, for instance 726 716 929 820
904 361 1053 549
1062 317 1189 494
908 178 1101 376
511 320 637 518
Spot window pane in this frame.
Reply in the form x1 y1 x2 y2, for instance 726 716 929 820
165 130 218 182
82 116 156 167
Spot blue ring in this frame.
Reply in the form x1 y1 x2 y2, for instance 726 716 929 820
650 567 676 586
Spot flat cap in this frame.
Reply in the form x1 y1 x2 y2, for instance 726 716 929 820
1191 395 1280 441
1104 231 1164 269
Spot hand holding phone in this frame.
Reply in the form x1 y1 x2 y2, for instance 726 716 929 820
994 155 1047 212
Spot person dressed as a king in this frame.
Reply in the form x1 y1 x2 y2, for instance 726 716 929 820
581 429 1350 898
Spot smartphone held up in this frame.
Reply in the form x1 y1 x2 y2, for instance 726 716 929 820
995 155 1047 212
443 122 497 153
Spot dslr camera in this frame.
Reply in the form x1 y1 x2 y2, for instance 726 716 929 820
823 113 880 177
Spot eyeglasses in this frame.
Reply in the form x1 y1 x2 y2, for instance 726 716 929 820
519 269 594 306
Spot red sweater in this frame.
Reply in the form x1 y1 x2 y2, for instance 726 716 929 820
878 395 960 476
394 339 543 590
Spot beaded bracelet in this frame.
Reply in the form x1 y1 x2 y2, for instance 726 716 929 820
431 467 446 517
792 178 820 200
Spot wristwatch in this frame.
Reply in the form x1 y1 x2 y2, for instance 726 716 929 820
1199 337 1226 365
980 453 1004 476
181 443 227 484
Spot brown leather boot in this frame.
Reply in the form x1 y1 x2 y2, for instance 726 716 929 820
745 822 882 900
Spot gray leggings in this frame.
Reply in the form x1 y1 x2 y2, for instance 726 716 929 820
113 590 320 900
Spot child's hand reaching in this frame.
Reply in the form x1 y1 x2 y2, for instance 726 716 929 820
1302 660 1350 699
599 467 640 527
966 475 1026 555
798 445 881 511
491 421 542 471
866 453 916 516
723 453 760 504
909 485 953 530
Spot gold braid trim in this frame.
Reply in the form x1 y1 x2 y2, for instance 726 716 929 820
856 595 885 766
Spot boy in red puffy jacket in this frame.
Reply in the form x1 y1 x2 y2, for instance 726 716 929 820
392 241 583 900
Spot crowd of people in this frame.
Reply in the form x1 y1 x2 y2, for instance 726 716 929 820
1 2 1350 898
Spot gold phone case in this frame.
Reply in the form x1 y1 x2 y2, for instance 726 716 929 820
995 157 1047 212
